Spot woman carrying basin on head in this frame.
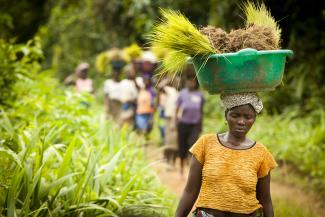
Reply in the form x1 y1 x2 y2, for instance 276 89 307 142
175 93 277 217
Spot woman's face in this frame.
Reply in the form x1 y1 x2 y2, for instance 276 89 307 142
142 61 155 72
186 79 197 91
112 70 120 81
225 104 256 137
127 67 136 79
77 69 88 79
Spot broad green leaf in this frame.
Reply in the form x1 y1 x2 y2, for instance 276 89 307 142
57 135 77 178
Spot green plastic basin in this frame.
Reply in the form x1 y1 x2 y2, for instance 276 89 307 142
191 48 294 94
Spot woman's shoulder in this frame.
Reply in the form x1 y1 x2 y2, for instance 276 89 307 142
198 133 218 144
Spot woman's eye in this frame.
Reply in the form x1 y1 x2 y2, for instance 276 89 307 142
245 115 255 120
231 114 239 118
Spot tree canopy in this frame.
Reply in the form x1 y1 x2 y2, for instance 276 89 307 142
1 0 324 111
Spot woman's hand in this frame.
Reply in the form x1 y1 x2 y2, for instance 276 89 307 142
175 156 203 217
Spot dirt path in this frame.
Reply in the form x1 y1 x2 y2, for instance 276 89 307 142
147 146 325 217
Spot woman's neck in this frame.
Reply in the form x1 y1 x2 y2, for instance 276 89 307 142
225 132 246 146
188 88 195 92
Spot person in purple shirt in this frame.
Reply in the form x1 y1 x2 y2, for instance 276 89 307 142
176 74 204 176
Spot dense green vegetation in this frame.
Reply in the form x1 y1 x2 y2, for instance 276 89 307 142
0 0 324 216
0 40 175 216
0 38 42 107
2 0 324 111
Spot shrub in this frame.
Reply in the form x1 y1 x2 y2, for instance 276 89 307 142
0 38 43 107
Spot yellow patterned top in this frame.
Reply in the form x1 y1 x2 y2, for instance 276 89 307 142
190 134 277 214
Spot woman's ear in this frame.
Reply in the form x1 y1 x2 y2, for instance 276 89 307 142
224 109 229 119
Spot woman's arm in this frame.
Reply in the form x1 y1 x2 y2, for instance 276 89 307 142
256 173 275 217
175 156 202 217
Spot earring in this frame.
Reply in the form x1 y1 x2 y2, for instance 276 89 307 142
224 121 228 125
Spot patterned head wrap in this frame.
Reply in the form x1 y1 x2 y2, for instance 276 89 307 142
220 92 263 114
75 62 89 73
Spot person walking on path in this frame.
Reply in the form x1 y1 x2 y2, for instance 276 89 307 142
175 93 277 217
74 62 94 94
176 75 204 176
160 78 179 169
104 68 123 123
119 65 139 126
157 78 169 145
141 51 157 80
135 75 155 140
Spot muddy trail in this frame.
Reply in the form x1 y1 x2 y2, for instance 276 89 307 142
146 146 325 217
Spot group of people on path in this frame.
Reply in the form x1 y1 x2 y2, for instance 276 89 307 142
157 69 205 175
65 50 278 217
103 62 206 176
65 51 205 176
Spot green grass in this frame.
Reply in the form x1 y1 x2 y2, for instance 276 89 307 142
273 197 319 217
0 74 176 216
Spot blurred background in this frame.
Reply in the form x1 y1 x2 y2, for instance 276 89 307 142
0 0 324 217
1 0 324 111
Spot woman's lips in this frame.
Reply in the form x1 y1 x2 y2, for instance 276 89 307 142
235 128 246 132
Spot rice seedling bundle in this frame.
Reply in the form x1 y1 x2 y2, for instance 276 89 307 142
148 2 283 76
124 43 143 60
95 51 109 73
243 2 281 46
148 9 215 75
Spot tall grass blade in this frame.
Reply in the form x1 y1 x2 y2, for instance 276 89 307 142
0 110 15 138
0 147 22 167
7 168 25 217
117 174 139 205
57 135 77 179
95 147 124 180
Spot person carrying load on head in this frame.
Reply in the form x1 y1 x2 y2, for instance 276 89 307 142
119 64 139 126
135 74 155 140
176 68 205 176
158 77 180 170
74 62 94 94
176 93 277 217
103 64 124 123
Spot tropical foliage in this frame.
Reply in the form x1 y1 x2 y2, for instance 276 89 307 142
0 38 43 107
0 40 175 217
0 0 324 215
2 0 322 112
